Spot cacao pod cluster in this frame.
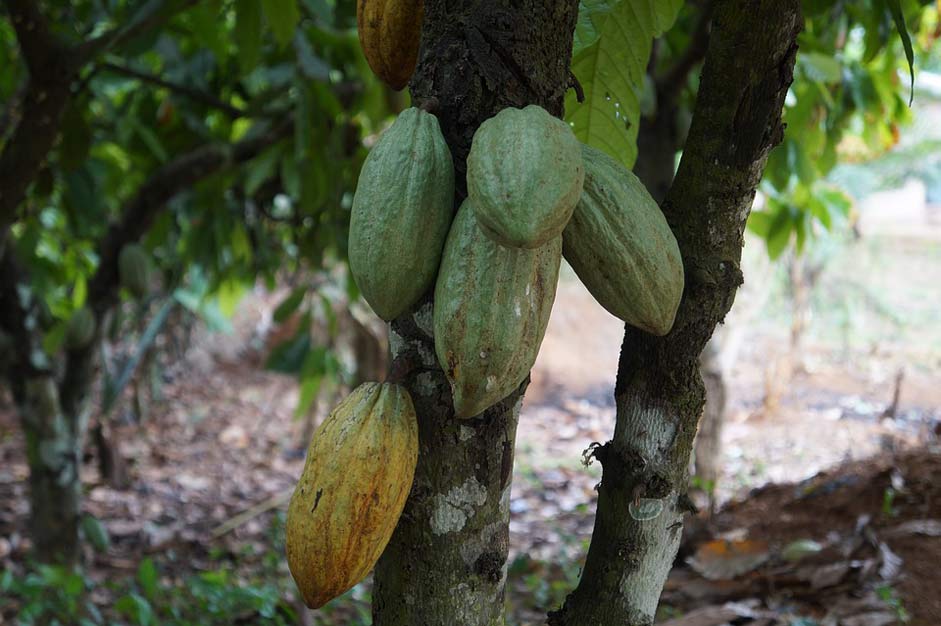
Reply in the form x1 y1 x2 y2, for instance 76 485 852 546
349 103 684 419
287 103 685 610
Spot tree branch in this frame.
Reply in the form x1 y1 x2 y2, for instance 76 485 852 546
656 2 714 105
0 0 75 237
0 80 28 141
2 0 68 74
549 1 802 624
86 119 294 313
56 119 293 414
75 0 202 63
100 61 248 118
0 249 49 379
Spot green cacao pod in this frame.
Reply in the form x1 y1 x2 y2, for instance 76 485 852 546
466 105 584 249
65 307 96 350
286 382 418 608
356 0 423 90
349 107 454 321
563 145 684 335
118 244 152 298
434 200 561 418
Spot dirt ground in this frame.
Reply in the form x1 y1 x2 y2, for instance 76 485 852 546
1 226 940 623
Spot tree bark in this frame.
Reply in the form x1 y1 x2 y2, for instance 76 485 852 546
550 2 801 624
371 2 579 624
12 376 86 564
694 337 726 513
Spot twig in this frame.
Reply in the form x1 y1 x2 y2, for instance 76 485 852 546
210 489 293 539
99 61 248 118
569 72 585 103
100 298 177 413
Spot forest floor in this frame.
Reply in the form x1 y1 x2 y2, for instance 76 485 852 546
1 229 940 625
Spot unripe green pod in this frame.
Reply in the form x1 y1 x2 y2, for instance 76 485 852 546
349 107 455 321
467 105 584 249
434 200 561 418
118 244 152 298
563 144 684 335
65 307 96 350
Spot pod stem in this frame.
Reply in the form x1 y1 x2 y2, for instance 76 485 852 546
385 353 418 384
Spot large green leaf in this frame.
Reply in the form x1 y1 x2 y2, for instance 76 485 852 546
263 0 301 47
235 0 264 74
886 0 914 105
566 0 684 167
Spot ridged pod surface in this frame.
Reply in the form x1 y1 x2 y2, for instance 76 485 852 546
349 107 454 321
563 144 684 336
356 0 423 90
466 105 584 249
118 244 152 298
286 382 418 609
434 200 561 418
65 307 96 349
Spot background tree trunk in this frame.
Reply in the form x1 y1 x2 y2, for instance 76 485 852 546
13 377 85 564
550 2 802 624
371 2 579 624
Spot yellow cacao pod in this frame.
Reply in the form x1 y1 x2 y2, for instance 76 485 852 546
356 0 423 90
286 382 418 608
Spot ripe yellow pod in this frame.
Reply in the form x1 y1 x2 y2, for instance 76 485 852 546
286 382 419 608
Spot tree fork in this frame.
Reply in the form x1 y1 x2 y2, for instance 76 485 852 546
550 1 802 624
371 2 579 624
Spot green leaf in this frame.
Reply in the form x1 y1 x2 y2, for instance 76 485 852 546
235 0 264 74
59 103 93 172
137 558 159 600
215 279 246 318
566 0 684 167
188 2 228 61
765 206 794 260
798 51 843 84
294 32 331 81
886 0 914 106
746 210 774 238
273 287 306 323
265 313 311 373
80 514 110 552
115 593 155 626
263 0 301 47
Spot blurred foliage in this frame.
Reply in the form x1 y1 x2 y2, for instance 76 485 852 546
747 0 939 259
568 0 940 259
1 0 398 412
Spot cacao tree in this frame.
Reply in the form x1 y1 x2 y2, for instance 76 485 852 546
0 0 392 565
351 0 798 623
357 1 930 623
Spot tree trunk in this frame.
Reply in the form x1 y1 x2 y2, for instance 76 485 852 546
12 376 86 565
550 2 801 624
371 2 579 624
694 337 726 513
